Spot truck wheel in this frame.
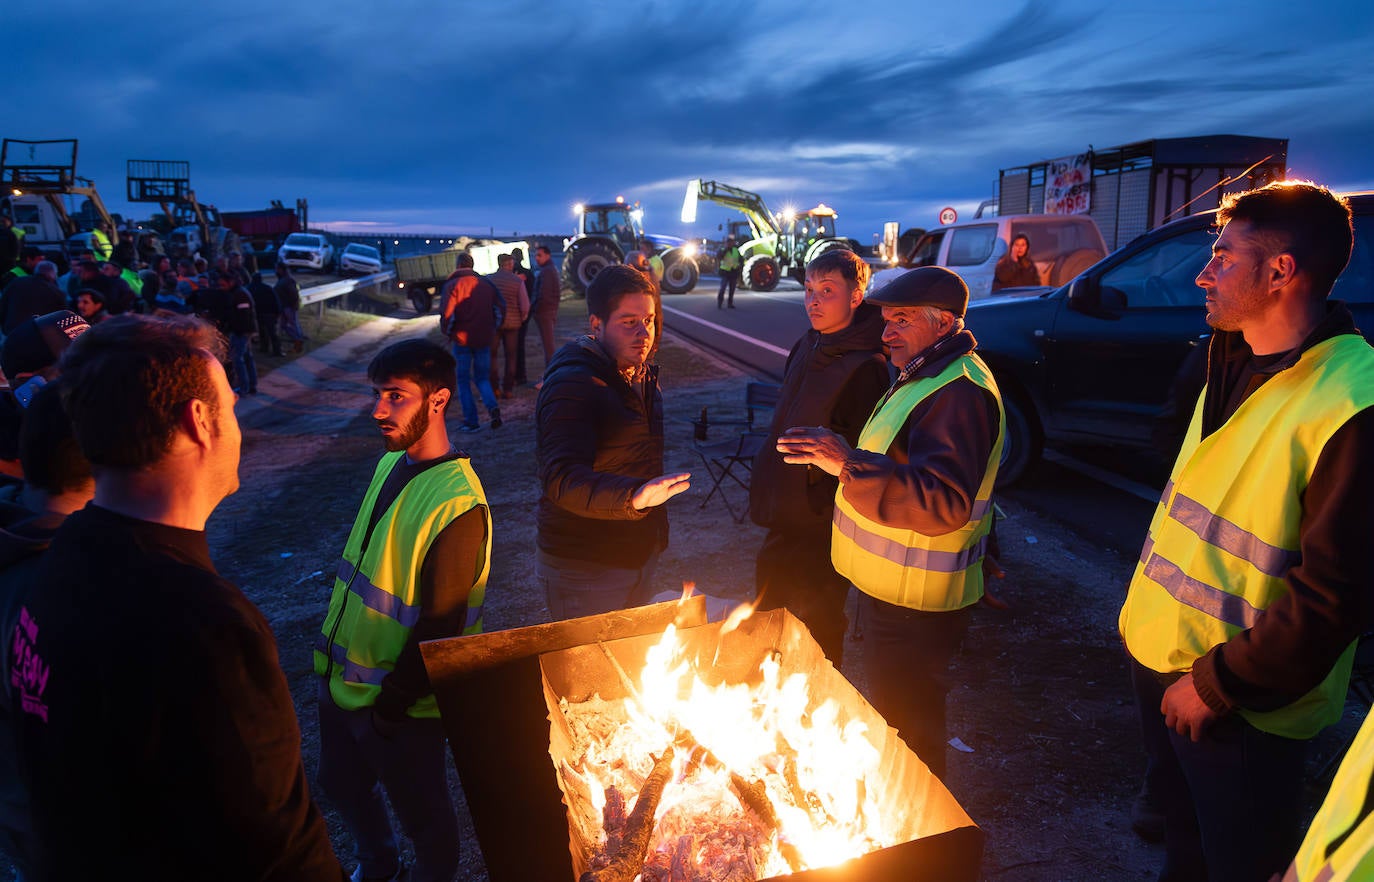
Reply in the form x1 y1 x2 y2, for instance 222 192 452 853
996 390 1042 488
565 240 617 294
409 289 432 315
743 255 779 292
660 257 698 294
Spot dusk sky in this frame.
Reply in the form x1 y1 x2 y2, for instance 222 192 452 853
8 0 1374 246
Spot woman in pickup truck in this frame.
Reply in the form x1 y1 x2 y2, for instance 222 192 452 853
993 234 1040 290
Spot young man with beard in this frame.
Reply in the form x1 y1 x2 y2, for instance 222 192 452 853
1119 182 1374 882
535 265 689 620
10 315 343 881
748 249 888 667
315 339 492 882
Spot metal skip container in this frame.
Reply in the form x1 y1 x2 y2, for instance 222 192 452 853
421 597 983 882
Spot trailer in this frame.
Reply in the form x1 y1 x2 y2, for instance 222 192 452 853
997 135 1288 250
221 202 306 269
394 240 528 314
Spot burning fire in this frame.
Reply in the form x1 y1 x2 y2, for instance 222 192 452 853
556 600 903 880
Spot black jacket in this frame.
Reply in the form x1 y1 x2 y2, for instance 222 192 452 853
749 303 889 531
535 338 667 568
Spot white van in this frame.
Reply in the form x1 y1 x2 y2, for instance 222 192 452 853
871 214 1107 300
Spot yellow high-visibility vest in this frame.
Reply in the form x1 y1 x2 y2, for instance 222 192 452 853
831 353 1004 611
314 451 490 717
1282 710 1374 881
1120 334 1374 739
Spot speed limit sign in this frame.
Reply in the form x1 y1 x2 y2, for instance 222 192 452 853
939 206 958 225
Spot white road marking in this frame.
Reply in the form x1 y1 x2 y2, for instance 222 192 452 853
1042 449 1162 504
660 303 791 357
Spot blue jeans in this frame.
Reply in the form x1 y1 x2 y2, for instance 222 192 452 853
229 333 257 393
859 593 972 779
1130 660 1307 882
537 550 659 621
317 681 460 882
452 345 497 427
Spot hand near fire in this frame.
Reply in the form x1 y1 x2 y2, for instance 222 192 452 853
775 426 852 477
1161 673 1221 742
632 472 692 511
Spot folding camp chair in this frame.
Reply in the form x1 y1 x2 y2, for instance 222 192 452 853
691 382 780 524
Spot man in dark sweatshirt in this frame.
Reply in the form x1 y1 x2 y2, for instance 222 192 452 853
10 315 344 881
749 249 888 666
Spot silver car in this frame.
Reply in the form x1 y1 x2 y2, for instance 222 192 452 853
338 242 383 275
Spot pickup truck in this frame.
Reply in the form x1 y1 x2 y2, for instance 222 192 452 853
965 193 1374 485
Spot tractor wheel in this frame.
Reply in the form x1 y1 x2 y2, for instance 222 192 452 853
563 240 618 294
804 237 851 265
660 256 698 294
409 288 432 315
744 255 779 292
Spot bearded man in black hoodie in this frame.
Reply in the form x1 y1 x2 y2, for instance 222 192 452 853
748 249 889 666
534 265 690 621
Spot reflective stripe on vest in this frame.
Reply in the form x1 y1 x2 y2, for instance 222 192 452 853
1120 334 1374 739
831 353 1004 611
313 450 491 717
1283 710 1374 882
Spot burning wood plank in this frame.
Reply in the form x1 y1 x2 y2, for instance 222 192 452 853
580 745 676 882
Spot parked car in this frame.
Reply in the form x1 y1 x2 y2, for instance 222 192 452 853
965 192 1374 485
872 214 1108 300
338 242 383 275
277 232 335 272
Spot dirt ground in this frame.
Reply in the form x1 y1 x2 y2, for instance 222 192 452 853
129 295 1358 881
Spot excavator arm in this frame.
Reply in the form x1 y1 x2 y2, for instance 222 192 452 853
681 179 779 238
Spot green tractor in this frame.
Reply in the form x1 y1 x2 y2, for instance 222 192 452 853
681 179 859 291
562 198 699 295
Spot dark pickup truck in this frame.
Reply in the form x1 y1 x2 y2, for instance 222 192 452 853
965 192 1374 485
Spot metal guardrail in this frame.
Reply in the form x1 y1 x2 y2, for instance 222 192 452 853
299 270 397 307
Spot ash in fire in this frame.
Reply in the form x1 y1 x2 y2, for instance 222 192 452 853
556 606 902 882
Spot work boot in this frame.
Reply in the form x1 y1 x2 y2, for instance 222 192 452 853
490 407 503 430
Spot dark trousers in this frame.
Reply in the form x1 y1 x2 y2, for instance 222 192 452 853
317 681 460 882
717 269 739 307
860 594 972 779
257 313 282 355
515 319 531 384
533 311 557 374
493 328 520 394
754 527 850 667
1130 660 1307 882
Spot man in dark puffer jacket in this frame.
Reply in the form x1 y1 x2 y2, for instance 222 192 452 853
535 266 690 621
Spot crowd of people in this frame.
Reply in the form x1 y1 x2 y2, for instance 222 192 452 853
0 180 1370 882
0 236 308 397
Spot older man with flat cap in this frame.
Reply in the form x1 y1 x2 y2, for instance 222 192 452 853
777 265 1005 779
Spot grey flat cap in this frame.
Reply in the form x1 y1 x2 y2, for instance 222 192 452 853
866 266 969 317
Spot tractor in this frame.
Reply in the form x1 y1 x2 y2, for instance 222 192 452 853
680 180 860 291
562 197 699 295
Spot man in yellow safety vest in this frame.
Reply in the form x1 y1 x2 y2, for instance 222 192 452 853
1119 182 1374 882
315 339 493 882
776 265 1004 779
